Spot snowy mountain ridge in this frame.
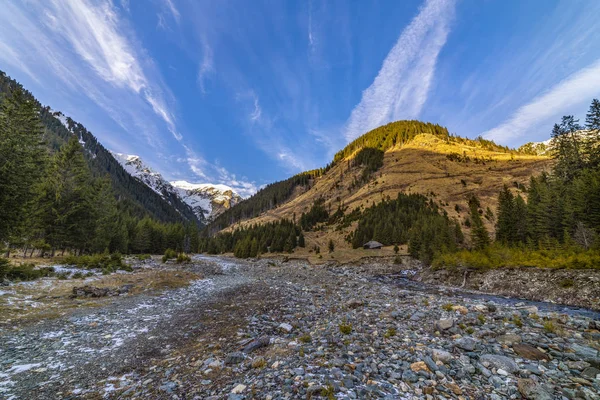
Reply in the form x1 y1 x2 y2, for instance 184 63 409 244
111 152 241 222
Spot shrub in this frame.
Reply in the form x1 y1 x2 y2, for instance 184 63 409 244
393 255 403 264
0 258 10 281
64 253 130 272
384 328 396 338
5 264 54 282
442 303 454 312
162 248 177 263
136 254 151 261
477 314 486 324
299 334 312 343
176 253 191 263
559 278 574 288
543 320 556 333
513 315 523 328
339 323 352 335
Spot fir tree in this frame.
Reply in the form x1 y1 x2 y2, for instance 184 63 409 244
468 195 490 250
0 88 47 245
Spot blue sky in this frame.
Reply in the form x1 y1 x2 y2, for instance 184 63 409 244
1 0 599 197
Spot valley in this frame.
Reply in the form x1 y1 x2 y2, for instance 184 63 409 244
1 256 599 399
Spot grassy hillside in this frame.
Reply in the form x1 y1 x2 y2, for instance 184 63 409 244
219 132 551 261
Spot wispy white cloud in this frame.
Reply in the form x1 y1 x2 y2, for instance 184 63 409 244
249 94 262 122
483 59 600 143
197 39 214 94
344 0 455 141
162 0 180 23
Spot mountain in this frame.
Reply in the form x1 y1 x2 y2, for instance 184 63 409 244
171 181 242 222
208 121 554 255
0 70 198 225
111 152 242 223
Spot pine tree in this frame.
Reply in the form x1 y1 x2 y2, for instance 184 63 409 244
468 195 490 250
552 116 583 182
38 137 95 254
328 239 335 253
495 186 515 244
0 88 47 245
298 232 305 247
585 99 600 130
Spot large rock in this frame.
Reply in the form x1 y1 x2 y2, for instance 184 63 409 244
512 344 550 361
278 323 293 333
242 337 271 353
435 318 454 331
517 378 554 400
497 334 521 345
479 354 519 374
456 337 477 352
431 349 453 363
224 352 246 365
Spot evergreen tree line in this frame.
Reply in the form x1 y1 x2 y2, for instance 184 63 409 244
0 70 198 225
199 220 304 258
352 147 385 184
299 197 330 231
0 87 197 257
333 120 449 163
348 193 463 263
494 99 600 250
207 169 331 234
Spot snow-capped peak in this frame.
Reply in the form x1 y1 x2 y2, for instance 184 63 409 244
110 152 241 222
171 180 242 222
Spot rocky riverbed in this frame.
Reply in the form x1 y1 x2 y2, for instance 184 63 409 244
1 256 600 399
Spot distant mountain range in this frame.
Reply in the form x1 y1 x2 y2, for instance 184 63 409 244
111 153 242 223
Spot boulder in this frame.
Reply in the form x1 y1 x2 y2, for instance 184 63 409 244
435 318 454 331
278 323 293 333
479 354 519 374
517 378 554 400
497 334 521 345
431 349 453 363
242 336 271 353
512 344 550 361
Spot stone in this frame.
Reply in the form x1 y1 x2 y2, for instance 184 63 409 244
512 344 549 361
347 299 364 309
516 305 538 314
456 337 477 351
242 336 271 353
472 304 488 313
278 323 293 333
231 384 246 394
435 318 454 331
410 361 430 373
497 334 521 345
224 352 246 365
431 349 453 363
452 305 468 315
479 354 519 374
445 382 462 395
517 378 554 400
581 367 600 379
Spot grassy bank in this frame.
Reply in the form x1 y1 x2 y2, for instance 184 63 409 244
432 244 600 270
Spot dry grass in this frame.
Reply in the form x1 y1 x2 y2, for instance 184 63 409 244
221 133 552 254
0 269 201 327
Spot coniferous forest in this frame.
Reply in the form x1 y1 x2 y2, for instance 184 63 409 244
435 99 600 269
0 72 199 258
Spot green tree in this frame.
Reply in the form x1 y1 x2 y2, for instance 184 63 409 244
38 137 95 254
298 231 305 247
552 116 583 182
0 88 47 246
585 98 600 130
328 239 335 253
468 195 489 250
495 186 515 244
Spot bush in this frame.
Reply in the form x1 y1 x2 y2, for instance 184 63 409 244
433 244 600 270
63 253 131 272
176 253 191 263
4 264 54 282
0 258 9 281
162 248 177 263
136 254 151 261
339 323 352 335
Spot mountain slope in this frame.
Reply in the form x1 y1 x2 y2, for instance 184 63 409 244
109 152 242 223
171 181 242 222
0 70 198 224
214 127 553 256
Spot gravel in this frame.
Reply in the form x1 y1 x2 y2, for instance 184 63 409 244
1 256 600 399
